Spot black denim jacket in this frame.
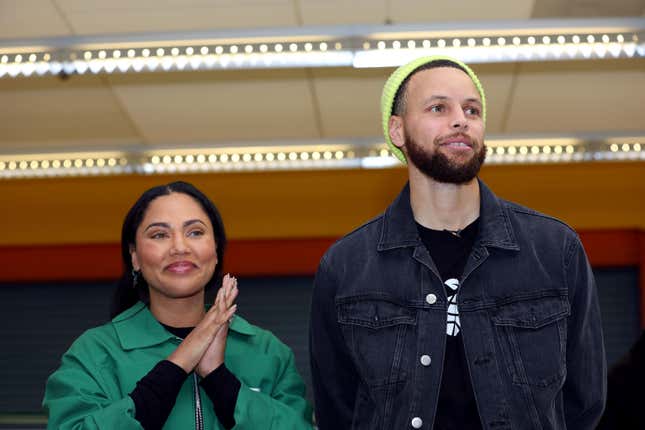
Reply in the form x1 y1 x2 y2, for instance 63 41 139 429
310 180 606 430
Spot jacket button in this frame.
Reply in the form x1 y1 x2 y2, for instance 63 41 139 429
425 293 437 305
411 417 423 428
420 355 431 366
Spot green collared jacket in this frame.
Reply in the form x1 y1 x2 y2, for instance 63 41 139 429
43 301 313 430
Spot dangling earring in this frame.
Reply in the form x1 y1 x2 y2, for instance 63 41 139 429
132 269 141 288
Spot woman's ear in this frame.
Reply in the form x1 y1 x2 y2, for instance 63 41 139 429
129 244 140 271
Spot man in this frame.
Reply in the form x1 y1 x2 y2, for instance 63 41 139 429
309 56 606 430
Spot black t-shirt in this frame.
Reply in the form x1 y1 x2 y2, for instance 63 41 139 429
417 219 483 430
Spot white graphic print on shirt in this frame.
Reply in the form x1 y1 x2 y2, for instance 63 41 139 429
445 278 460 336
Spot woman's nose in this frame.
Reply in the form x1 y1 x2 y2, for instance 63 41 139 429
170 234 189 254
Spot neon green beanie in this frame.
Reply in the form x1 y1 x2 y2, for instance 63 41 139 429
380 55 486 163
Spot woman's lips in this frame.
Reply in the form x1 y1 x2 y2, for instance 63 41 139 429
165 261 197 273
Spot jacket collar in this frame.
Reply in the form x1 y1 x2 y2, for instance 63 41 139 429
378 179 519 252
112 301 257 351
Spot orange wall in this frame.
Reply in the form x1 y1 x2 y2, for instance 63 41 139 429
1 162 644 246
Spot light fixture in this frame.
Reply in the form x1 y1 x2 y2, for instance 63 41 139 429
0 18 642 78
1 134 643 179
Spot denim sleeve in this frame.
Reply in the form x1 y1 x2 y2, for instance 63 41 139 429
309 255 359 429
562 236 607 429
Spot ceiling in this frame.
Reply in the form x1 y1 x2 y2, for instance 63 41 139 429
0 0 644 154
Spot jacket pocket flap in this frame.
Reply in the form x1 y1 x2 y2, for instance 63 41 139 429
492 296 570 329
337 298 416 329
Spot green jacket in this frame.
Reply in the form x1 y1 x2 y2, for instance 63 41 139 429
43 302 313 430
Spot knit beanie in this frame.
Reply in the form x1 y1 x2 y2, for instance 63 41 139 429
380 55 486 163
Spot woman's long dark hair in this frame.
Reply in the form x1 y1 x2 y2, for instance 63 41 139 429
110 181 227 318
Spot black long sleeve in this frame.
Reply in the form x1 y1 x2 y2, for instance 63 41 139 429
129 360 188 430
130 323 241 430
200 364 241 430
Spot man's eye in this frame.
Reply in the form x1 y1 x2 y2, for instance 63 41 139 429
429 105 444 113
465 107 481 116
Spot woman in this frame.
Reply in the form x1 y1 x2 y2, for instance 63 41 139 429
43 181 313 430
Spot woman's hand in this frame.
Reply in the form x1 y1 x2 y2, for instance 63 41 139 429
195 275 238 377
167 274 238 374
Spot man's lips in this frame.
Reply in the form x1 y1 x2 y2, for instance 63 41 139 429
439 134 474 150
165 261 197 273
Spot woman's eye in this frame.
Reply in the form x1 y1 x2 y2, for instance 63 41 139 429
150 231 168 239
188 230 205 237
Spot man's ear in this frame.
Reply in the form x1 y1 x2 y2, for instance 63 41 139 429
389 115 405 149
129 244 140 271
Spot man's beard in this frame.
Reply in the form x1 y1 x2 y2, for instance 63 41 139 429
404 132 486 184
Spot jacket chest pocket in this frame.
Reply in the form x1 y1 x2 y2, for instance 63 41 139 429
337 297 417 387
491 295 570 388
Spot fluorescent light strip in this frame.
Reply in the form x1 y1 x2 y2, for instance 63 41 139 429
0 152 130 178
354 32 643 67
1 137 643 179
0 19 642 78
0 41 352 78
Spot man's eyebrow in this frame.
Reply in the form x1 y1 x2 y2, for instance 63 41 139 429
425 95 449 102
424 95 481 105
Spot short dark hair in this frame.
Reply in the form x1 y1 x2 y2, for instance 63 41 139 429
110 181 227 318
391 59 469 117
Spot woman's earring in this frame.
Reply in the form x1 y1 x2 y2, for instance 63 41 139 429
132 269 141 288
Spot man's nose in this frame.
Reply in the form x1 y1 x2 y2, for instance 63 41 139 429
450 109 468 130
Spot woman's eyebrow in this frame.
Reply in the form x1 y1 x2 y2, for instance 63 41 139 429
143 219 206 232
183 219 207 228
143 222 170 232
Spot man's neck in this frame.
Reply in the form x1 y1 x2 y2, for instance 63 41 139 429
409 169 481 232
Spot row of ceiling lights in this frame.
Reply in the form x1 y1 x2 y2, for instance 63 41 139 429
1 140 642 179
1 33 634 65
0 17 642 77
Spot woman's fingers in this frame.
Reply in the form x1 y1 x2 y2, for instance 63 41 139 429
224 304 237 323
218 274 238 310
226 277 238 308
202 274 238 328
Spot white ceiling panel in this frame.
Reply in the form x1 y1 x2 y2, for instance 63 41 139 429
506 60 645 133
57 0 298 35
56 0 292 9
0 75 138 150
388 0 535 23
108 70 320 144
298 0 387 26
532 0 645 18
469 64 517 135
0 0 72 39
311 67 387 138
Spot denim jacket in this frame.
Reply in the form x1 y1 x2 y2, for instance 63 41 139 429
310 180 606 430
